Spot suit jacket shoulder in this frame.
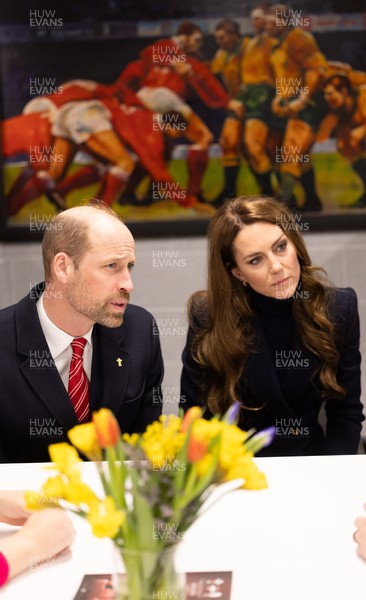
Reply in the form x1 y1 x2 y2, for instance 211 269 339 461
187 291 209 332
328 287 359 346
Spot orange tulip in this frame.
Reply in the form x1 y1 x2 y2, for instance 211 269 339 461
92 409 120 448
181 406 202 433
187 435 208 463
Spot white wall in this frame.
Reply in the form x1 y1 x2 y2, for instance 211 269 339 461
1 231 365 428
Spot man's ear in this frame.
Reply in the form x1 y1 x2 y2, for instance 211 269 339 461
53 252 74 284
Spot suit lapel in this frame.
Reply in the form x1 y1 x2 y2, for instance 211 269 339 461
89 325 130 416
16 286 79 431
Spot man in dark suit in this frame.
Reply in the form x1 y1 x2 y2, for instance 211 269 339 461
0 201 164 462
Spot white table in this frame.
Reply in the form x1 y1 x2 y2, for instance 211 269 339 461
1 455 366 599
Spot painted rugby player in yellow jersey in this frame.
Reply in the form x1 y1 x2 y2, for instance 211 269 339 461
211 9 280 202
267 4 328 211
238 7 280 196
211 19 248 202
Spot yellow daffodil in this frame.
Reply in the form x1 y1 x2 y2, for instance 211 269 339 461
92 408 121 448
217 425 249 471
224 456 268 490
123 433 139 447
64 481 99 507
243 469 267 490
42 475 67 500
68 422 102 461
192 420 250 472
25 475 67 509
48 443 82 478
195 452 215 477
24 490 43 510
141 414 185 468
87 496 125 538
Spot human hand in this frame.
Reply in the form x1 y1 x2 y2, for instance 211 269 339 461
0 491 31 526
326 60 351 72
171 59 193 77
354 504 366 561
17 509 75 564
227 99 244 118
0 508 75 581
349 126 366 148
271 95 290 118
286 95 309 117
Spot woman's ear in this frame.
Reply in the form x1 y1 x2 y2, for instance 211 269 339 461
231 267 243 282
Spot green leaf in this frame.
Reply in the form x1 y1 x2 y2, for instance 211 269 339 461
129 467 158 552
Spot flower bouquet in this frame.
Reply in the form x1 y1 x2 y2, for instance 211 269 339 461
27 404 274 600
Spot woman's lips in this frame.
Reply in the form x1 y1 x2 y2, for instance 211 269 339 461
273 277 289 286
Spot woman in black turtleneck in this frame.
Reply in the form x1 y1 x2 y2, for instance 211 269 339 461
179 196 363 456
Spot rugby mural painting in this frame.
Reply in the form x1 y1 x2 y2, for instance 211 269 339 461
1 1 366 238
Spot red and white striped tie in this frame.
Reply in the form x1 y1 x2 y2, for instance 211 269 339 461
68 337 89 423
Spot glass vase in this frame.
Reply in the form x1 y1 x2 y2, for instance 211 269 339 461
113 543 185 600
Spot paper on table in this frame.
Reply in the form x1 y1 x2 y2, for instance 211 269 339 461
73 571 232 599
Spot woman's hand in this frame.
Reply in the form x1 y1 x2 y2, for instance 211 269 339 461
18 509 75 562
1 508 75 581
0 491 31 526
354 503 366 560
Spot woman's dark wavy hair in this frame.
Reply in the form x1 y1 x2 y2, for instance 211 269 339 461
188 196 343 415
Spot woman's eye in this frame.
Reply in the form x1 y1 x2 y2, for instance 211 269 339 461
249 256 261 266
277 241 287 252
128 263 135 272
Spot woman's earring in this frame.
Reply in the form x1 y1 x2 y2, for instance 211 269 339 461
242 279 248 287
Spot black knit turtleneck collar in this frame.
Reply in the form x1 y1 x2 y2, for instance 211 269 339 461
249 287 293 316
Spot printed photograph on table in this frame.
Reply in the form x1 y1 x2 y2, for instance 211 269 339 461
73 572 232 599
1 0 366 240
